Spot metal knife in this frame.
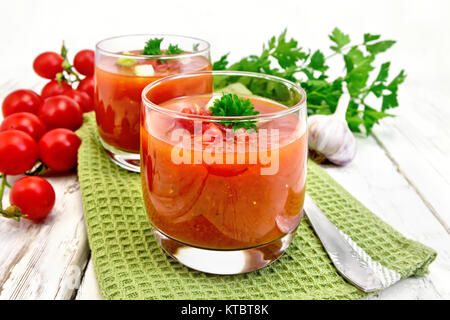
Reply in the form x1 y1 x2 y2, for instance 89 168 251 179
303 193 400 293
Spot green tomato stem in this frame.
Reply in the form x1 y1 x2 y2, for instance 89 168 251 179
0 174 6 212
0 175 24 221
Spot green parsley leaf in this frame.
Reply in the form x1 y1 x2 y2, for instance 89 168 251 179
143 38 163 55
363 105 393 134
366 40 396 55
270 29 308 68
308 50 328 72
212 53 230 70
345 47 366 66
166 44 184 55
345 58 375 97
143 38 186 56
375 61 391 82
210 94 260 131
363 33 381 43
387 69 407 91
382 93 399 111
329 27 351 52
346 100 364 132
381 69 406 111
371 83 385 97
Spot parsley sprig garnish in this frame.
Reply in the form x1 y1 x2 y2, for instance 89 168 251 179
210 94 260 131
213 28 406 135
143 38 164 55
142 37 185 55
166 44 184 55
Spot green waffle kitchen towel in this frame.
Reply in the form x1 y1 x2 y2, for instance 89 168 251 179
77 113 436 300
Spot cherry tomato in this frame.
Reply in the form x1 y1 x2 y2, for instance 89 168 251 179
39 128 81 172
38 95 83 131
73 49 94 76
10 176 55 220
33 52 64 79
0 112 47 141
77 76 94 98
2 89 43 117
41 80 72 99
0 130 39 175
61 89 93 113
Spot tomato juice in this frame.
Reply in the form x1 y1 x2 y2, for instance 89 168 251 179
141 94 307 249
95 51 211 153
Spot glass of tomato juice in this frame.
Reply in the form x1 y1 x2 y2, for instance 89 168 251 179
141 71 308 274
94 34 211 171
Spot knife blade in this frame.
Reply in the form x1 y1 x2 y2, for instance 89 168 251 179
303 193 397 292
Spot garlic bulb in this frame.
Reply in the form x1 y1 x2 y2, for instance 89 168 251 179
308 91 356 166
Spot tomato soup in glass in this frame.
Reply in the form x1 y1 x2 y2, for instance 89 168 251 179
141 71 307 274
95 35 211 171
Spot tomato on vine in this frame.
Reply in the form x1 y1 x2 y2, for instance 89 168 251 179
38 95 83 131
2 89 43 117
9 176 55 221
0 130 39 175
41 80 72 99
0 112 47 141
39 128 81 172
61 89 93 113
33 52 64 79
77 76 94 98
74 50 94 76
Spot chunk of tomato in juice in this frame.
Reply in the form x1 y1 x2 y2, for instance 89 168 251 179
195 173 287 243
154 60 181 72
179 108 195 132
178 107 213 133
201 123 223 143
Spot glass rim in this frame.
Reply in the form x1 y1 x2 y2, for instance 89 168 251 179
95 34 210 60
142 70 307 121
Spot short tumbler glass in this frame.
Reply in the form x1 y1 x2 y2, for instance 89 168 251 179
94 34 211 172
141 71 307 274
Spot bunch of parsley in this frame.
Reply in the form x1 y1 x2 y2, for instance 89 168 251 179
213 28 406 135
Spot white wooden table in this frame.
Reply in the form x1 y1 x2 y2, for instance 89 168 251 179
0 0 449 300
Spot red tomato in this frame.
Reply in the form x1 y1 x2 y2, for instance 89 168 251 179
178 107 213 133
77 76 94 98
0 130 39 175
2 89 43 117
10 176 55 220
33 52 64 79
39 128 81 172
0 112 47 141
73 49 94 76
179 107 195 131
38 95 83 131
41 80 72 99
61 90 93 113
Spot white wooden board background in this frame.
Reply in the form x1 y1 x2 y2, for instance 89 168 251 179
0 0 449 300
